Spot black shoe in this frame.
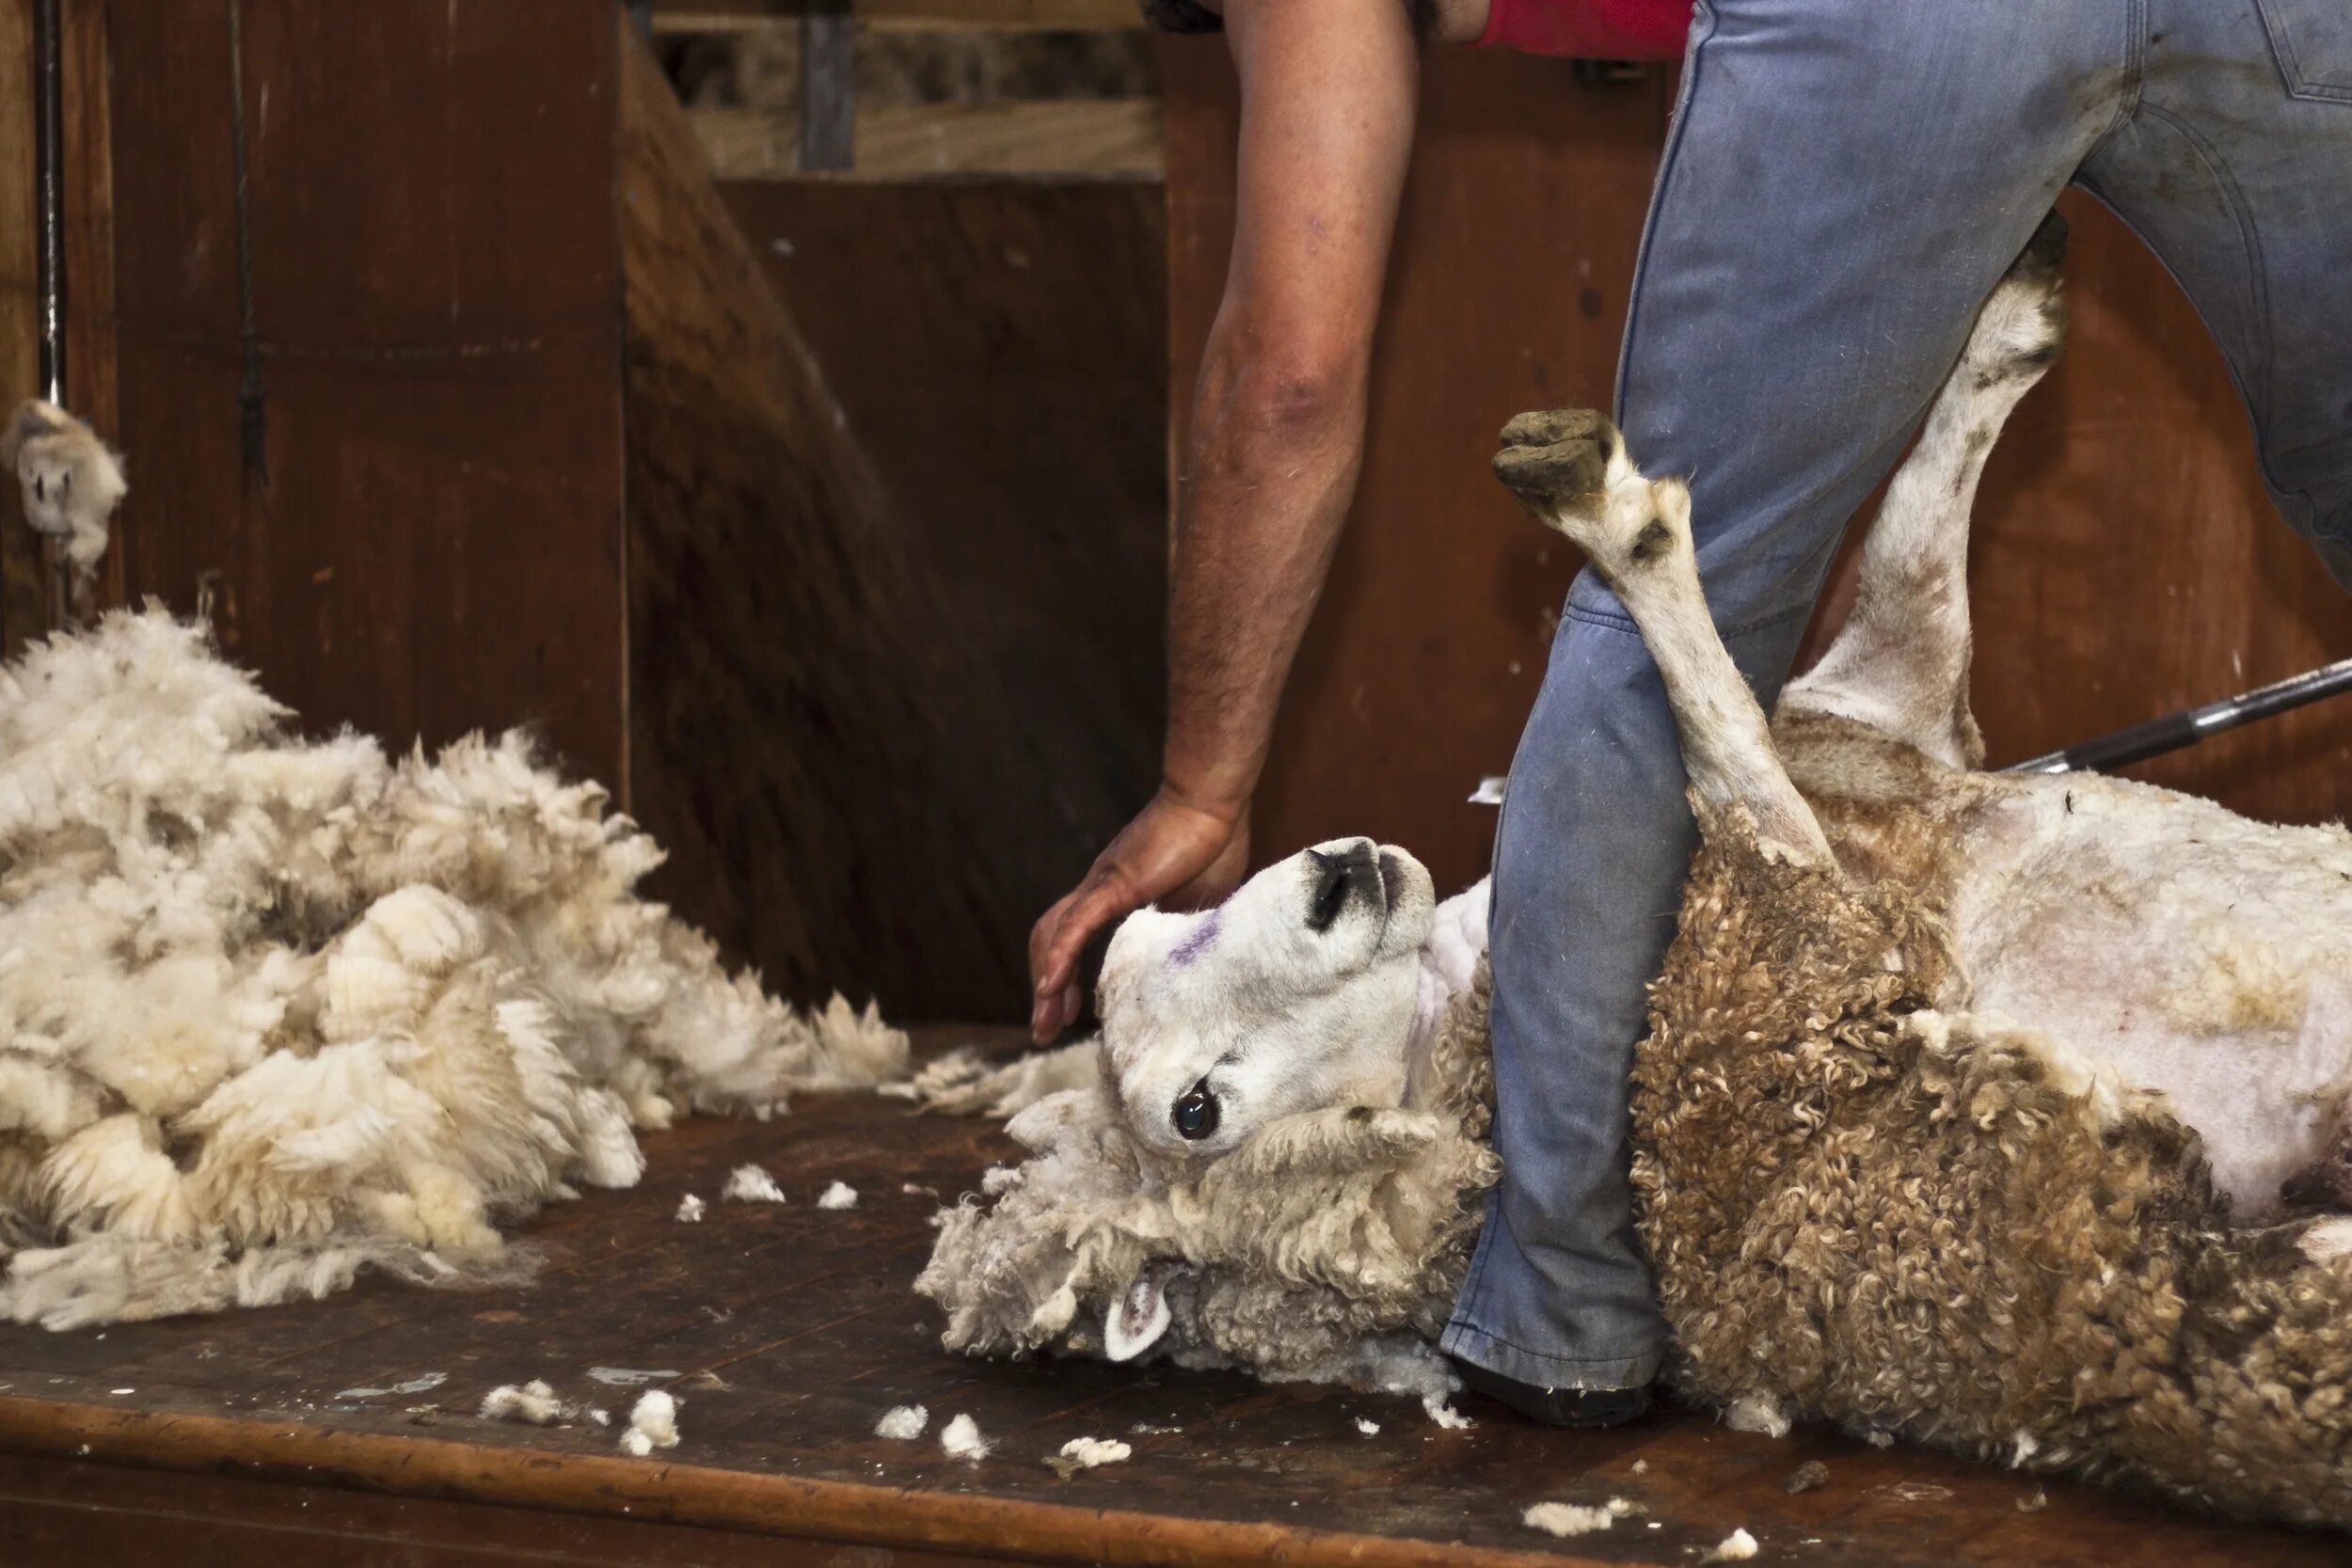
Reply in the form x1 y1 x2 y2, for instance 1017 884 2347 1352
1449 1355 1652 1428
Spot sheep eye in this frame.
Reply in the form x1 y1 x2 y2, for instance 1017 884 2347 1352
30 474 42 501
1171 1079 1219 1141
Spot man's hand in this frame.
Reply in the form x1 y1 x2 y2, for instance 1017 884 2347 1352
1028 789 1250 1041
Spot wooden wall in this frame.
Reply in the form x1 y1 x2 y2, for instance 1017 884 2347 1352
720 177 1168 1015
1164 43 2352 897
619 36 1168 1022
0 0 39 653
0 3 1168 1024
82 0 634 783
0 0 634 768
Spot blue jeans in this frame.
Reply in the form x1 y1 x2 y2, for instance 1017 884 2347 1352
1441 0 2352 1391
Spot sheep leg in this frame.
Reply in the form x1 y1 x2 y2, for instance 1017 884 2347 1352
1780 213 2070 768
1493 414 1834 868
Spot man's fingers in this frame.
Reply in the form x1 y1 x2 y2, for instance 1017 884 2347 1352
1030 870 1127 996
1027 868 1149 1041
1028 890 1082 989
1031 981 1077 1043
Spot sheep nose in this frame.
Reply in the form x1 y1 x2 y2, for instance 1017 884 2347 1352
1305 841 1375 933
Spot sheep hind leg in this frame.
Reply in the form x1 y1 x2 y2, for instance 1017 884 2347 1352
1493 411 1833 869
1780 211 2070 768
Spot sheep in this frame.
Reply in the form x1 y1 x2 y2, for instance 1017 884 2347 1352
0 541 907 1328
919 214 2352 1528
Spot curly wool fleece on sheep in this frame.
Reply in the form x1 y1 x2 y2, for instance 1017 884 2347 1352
0 610 907 1329
1637 811 2352 1529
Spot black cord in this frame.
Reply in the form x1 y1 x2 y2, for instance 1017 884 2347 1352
227 0 268 486
32 0 62 407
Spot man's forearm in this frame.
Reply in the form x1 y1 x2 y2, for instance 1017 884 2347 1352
1162 343 1368 813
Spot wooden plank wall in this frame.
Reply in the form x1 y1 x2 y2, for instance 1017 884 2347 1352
0 0 39 656
1164 44 2352 900
6 1 1168 1025
95 0 629 785
620 33 1168 1022
723 177 1168 1016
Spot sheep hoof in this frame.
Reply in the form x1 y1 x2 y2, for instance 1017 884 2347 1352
1491 407 1616 520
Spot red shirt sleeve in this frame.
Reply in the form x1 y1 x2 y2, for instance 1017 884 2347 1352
1476 0 1693 60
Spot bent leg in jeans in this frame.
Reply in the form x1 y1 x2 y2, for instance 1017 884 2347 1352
1446 0 2139 1395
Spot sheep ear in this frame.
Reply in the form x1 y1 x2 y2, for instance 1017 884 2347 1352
1103 1271 1173 1362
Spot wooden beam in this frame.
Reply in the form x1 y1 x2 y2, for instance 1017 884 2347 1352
0 0 43 657
796 0 853 170
693 98 1162 179
59 0 113 622
654 0 1143 31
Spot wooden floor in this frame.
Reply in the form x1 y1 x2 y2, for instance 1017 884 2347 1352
0 1033 2340 1567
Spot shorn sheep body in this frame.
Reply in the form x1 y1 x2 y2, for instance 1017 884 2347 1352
919 215 2352 1528
0 598 905 1329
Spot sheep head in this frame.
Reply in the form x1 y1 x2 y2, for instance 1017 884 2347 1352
1095 836 1437 1175
920 842 1494 1401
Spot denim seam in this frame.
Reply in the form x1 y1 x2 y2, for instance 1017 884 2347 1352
1563 593 1816 644
2097 0 2149 145
1439 1317 1665 1376
2134 102 2279 459
2075 119 2293 523
1613 0 1723 420
1450 1201 1501 1328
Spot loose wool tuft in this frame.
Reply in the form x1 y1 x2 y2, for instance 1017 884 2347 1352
1522 1499 1637 1538
940 1412 990 1461
722 1164 788 1204
874 1403 928 1440
621 1389 680 1456
480 1380 569 1425
0 610 907 1329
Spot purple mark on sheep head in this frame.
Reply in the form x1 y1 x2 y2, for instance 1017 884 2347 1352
1167 911 1222 968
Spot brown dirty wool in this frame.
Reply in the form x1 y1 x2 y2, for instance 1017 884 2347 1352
1640 801 2352 1528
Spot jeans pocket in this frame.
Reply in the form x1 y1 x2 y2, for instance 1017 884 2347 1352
2256 0 2352 102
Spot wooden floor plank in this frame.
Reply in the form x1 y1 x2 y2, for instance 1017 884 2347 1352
0 1040 2343 1566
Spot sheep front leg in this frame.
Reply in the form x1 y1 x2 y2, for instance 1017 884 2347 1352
1493 412 1834 869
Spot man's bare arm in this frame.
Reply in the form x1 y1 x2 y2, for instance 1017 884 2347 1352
1027 0 1420 1039
1164 0 1420 810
